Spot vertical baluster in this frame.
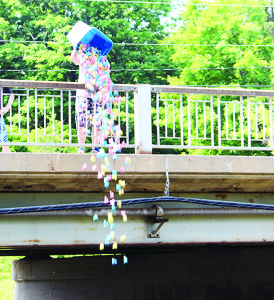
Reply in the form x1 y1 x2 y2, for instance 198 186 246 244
18 94 20 135
118 96 121 129
270 97 273 148
68 89 72 144
211 95 214 146
226 102 228 139
247 96 251 147
233 103 236 140
61 90 64 144
240 96 244 147
180 93 184 146
52 95 55 138
44 96 46 136
27 88 30 143
204 101 206 139
93 93 96 145
218 95 221 147
1 88 3 146
263 103 266 140
165 99 168 137
9 92 13 135
173 100 175 138
196 101 198 138
126 92 129 145
35 88 38 144
188 94 191 146
157 92 160 146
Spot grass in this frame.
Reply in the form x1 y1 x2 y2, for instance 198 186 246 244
0 256 19 300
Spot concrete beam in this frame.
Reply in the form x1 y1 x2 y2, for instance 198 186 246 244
1 204 274 254
0 153 273 192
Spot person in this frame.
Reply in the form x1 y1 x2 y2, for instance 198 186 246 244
71 49 101 154
0 87 14 153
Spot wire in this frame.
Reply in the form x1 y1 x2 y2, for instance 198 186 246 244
118 44 274 47
111 66 273 71
181 85 274 87
1 40 274 47
82 0 274 7
18 0 274 7
24 0 177 5
0 69 75 72
0 40 67 44
79 0 180 4
2 196 274 215
0 66 272 72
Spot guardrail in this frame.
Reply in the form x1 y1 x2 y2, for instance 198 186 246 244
1 80 274 153
0 80 140 153
152 85 274 152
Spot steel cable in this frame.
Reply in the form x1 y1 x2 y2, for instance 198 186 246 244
2 196 274 216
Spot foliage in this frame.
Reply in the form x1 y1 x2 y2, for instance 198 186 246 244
167 0 274 88
0 256 22 300
0 0 174 84
0 0 178 153
156 0 274 155
2 0 274 155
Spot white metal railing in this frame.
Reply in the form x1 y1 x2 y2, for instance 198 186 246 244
0 80 139 153
1 80 274 153
152 85 274 151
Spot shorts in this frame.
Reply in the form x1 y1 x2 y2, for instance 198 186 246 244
0 118 8 142
75 96 102 129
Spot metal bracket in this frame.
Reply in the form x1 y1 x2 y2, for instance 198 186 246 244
164 156 170 196
147 205 169 238
147 218 169 238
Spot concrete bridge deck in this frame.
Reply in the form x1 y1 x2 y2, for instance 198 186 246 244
1 153 274 193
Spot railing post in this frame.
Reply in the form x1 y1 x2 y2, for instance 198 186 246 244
134 84 152 154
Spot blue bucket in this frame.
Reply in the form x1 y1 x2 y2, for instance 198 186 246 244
67 21 113 56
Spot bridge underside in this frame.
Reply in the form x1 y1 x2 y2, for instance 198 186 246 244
12 246 274 300
1 153 274 299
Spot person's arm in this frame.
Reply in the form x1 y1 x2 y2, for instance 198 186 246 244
71 49 81 65
2 93 15 114
0 88 14 115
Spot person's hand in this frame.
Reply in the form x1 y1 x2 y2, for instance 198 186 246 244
0 107 9 115
71 49 80 65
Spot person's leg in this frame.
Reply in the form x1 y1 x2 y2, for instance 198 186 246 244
91 127 101 144
77 127 86 153
2 145 10 153
75 95 87 153
0 120 10 153
78 127 87 144
90 100 102 152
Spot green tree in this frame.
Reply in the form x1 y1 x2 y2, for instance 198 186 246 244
0 0 175 85
151 0 274 155
166 0 274 88
0 0 178 152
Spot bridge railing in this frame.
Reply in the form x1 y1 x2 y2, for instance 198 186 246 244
0 80 139 152
152 85 274 152
1 80 274 153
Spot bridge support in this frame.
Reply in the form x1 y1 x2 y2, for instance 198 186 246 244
12 246 274 300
